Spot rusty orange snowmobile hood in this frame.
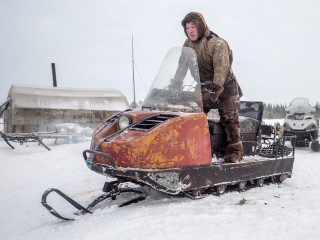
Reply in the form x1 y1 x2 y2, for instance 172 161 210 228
92 109 212 169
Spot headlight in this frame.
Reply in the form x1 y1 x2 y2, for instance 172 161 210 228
118 114 132 130
295 114 305 120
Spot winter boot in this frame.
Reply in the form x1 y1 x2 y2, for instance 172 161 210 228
224 142 243 163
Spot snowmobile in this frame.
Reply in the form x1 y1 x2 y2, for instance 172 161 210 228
42 47 296 221
283 98 319 152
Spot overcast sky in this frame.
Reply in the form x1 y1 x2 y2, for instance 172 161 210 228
1 0 319 107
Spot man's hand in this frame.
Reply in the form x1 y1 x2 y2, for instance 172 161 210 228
202 83 224 104
167 79 182 91
202 91 218 103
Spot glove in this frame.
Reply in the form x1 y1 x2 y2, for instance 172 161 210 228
202 91 219 103
202 83 224 110
167 78 182 91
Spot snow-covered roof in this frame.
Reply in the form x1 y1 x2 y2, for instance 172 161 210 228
8 84 129 111
285 98 315 114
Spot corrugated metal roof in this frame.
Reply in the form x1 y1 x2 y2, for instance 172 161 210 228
8 84 129 111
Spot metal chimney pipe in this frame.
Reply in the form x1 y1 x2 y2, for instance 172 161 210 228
51 63 57 87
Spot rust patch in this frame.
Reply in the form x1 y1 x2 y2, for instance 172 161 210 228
206 179 212 185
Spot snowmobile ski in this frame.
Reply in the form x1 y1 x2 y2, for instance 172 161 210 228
41 182 147 221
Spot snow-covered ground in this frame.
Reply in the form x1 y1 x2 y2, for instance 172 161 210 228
264 118 284 126
1 120 320 240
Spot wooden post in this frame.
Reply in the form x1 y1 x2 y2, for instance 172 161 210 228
51 63 57 87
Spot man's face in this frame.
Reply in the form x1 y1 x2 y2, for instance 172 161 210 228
186 22 198 41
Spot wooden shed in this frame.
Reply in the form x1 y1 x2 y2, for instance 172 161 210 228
2 84 129 133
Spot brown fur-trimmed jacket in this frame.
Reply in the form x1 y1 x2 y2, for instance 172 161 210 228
182 12 243 110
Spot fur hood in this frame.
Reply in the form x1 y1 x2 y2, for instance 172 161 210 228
181 12 211 41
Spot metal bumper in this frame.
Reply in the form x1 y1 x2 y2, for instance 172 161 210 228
284 128 318 142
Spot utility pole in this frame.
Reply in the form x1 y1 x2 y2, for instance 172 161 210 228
132 35 137 107
51 63 57 87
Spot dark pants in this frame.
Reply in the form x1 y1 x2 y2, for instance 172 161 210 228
203 98 241 145
219 108 243 161
218 108 242 145
205 106 243 161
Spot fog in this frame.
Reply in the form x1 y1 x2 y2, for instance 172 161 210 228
1 0 319 106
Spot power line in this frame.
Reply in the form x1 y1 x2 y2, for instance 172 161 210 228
134 62 148 92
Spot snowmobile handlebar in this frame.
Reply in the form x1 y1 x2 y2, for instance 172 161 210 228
83 149 117 168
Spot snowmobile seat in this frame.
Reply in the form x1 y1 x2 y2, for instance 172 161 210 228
208 101 263 157
207 118 226 158
239 116 261 141
208 116 261 157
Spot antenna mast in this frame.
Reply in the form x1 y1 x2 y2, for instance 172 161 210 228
132 35 137 107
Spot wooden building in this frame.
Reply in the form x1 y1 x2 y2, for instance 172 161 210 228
2 84 129 133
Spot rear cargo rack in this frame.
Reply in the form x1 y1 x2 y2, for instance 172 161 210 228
129 114 178 132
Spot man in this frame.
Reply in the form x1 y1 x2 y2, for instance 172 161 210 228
181 12 243 163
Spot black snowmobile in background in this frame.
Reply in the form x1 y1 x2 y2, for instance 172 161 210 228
41 47 296 221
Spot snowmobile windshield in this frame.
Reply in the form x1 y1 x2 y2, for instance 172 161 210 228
285 98 316 120
143 47 202 112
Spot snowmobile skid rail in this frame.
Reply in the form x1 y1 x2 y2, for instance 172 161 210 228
41 182 147 221
83 136 296 197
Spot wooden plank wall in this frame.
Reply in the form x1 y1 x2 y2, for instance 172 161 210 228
6 108 120 133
